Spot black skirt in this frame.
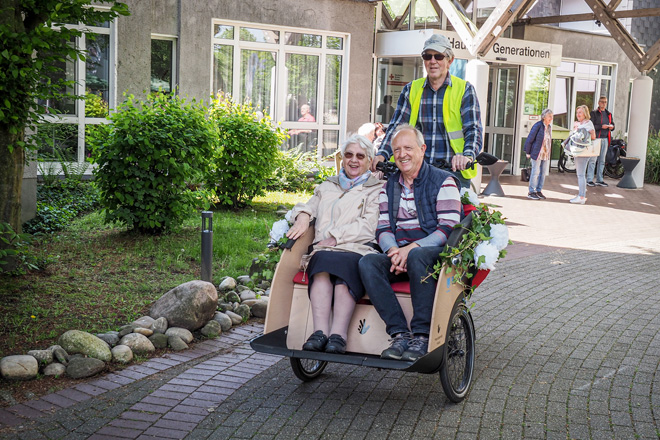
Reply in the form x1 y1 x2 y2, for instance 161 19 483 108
306 251 366 302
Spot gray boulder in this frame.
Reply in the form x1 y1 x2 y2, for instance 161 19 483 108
96 333 119 347
257 280 271 290
150 280 218 331
201 320 222 338
251 300 269 319
225 310 243 325
235 304 251 321
118 324 139 337
239 290 257 301
59 330 112 362
27 349 53 365
43 363 66 377
225 291 240 304
168 335 188 351
151 317 168 334
165 327 193 344
133 328 153 337
218 277 236 292
111 345 133 363
213 312 233 332
49 345 69 365
149 333 168 349
241 299 260 307
132 316 155 328
66 357 105 379
0 355 38 380
261 288 271 297
236 285 251 293
119 333 155 355
236 275 252 284
217 302 232 313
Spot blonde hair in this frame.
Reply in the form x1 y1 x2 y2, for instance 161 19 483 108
576 105 590 121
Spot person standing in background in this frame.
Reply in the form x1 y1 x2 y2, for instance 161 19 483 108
587 96 614 187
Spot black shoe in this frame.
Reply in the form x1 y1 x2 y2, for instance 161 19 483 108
587 181 596 187
302 330 328 351
325 334 346 354
595 181 608 187
536 191 546 200
401 335 429 362
381 333 411 360
527 192 540 200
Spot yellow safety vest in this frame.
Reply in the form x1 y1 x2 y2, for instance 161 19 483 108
408 76 477 179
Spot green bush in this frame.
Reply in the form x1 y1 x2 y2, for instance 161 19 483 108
208 98 288 207
0 223 56 275
89 93 218 233
645 130 660 185
266 148 318 193
24 179 100 235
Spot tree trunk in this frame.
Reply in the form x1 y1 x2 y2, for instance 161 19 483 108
0 127 24 232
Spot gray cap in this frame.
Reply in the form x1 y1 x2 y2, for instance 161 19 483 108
422 34 451 54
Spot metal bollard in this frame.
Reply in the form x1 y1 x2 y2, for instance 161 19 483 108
201 211 213 283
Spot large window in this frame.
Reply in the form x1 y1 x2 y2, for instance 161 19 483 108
151 36 177 93
36 20 115 166
212 21 348 159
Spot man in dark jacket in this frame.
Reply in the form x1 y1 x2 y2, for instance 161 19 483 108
359 124 462 362
588 96 615 187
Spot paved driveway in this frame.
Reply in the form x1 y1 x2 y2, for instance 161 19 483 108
2 172 660 439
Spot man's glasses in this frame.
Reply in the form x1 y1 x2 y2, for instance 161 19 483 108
422 53 446 61
344 152 366 160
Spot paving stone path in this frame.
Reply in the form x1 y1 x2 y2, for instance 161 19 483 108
2 172 660 439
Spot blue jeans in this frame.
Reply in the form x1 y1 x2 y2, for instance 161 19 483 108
359 246 443 336
528 158 546 193
576 156 590 197
586 139 608 183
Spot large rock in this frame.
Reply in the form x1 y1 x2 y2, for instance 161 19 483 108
200 320 221 338
239 290 257 301
66 357 105 379
151 317 168 334
213 312 233 332
218 277 236 292
225 292 240 304
168 335 188 351
96 333 119 347
225 311 243 325
133 328 153 337
236 275 252 284
0 355 38 380
43 363 66 377
111 345 133 364
119 333 155 355
149 333 168 349
49 345 69 365
235 304 251 321
165 327 193 344
58 330 112 362
150 280 218 331
251 300 269 319
27 349 53 365
132 316 155 328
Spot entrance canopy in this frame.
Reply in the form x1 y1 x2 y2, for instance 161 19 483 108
373 0 660 73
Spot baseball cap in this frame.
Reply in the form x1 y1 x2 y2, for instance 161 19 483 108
422 34 452 54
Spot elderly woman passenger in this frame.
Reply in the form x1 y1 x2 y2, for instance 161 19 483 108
286 134 382 354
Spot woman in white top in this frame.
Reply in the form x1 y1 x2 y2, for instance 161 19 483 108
568 105 596 204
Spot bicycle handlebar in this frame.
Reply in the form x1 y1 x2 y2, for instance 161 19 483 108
376 152 499 178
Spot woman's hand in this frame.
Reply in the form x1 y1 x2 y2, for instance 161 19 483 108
526 154 531 159
286 213 311 240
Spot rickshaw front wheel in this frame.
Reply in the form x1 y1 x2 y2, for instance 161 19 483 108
439 302 475 403
290 358 328 381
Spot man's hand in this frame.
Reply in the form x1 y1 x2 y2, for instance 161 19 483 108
286 213 310 240
371 154 386 172
451 154 472 172
317 236 337 247
387 243 419 274
526 154 531 159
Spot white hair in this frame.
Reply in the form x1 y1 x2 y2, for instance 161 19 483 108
357 123 376 139
392 124 424 148
340 134 374 160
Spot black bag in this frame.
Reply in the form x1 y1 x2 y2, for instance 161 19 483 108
521 159 531 182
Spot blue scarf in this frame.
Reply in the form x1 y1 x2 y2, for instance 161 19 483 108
338 169 371 191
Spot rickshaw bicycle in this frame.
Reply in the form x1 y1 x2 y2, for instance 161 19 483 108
251 153 498 403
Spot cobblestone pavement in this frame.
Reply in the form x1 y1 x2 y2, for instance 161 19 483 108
2 172 660 439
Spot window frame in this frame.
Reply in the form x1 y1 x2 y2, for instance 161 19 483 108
150 34 178 94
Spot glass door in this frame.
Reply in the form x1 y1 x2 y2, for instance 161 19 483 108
484 65 519 174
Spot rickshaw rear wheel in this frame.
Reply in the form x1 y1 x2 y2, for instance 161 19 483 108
290 358 328 381
439 302 475 403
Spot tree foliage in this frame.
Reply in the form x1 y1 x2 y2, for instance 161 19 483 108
89 93 218 233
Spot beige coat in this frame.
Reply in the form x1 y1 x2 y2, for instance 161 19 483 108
290 174 383 262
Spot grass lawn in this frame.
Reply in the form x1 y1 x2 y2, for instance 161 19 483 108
0 191 310 358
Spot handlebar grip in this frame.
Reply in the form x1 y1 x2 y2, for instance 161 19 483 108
282 238 296 250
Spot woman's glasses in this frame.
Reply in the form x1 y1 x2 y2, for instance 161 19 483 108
344 152 366 160
421 53 446 61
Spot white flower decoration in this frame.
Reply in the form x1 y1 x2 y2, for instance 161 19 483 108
269 219 290 242
284 209 294 224
460 187 480 206
474 241 499 270
488 223 509 251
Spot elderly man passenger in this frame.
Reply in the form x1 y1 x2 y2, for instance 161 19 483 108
359 124 462 361
286 134 382 354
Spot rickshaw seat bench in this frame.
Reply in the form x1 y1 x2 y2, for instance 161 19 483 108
292 271 411 294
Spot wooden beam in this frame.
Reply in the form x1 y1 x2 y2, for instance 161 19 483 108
429 0 444 20
392 2 411 29
381 5 395 30
473 0 538 57
611 8 660 19
640 39 660 72
607 0 623 11
436 0 478 54
521 7 660 26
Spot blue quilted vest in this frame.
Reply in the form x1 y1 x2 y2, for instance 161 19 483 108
386 161 459 239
